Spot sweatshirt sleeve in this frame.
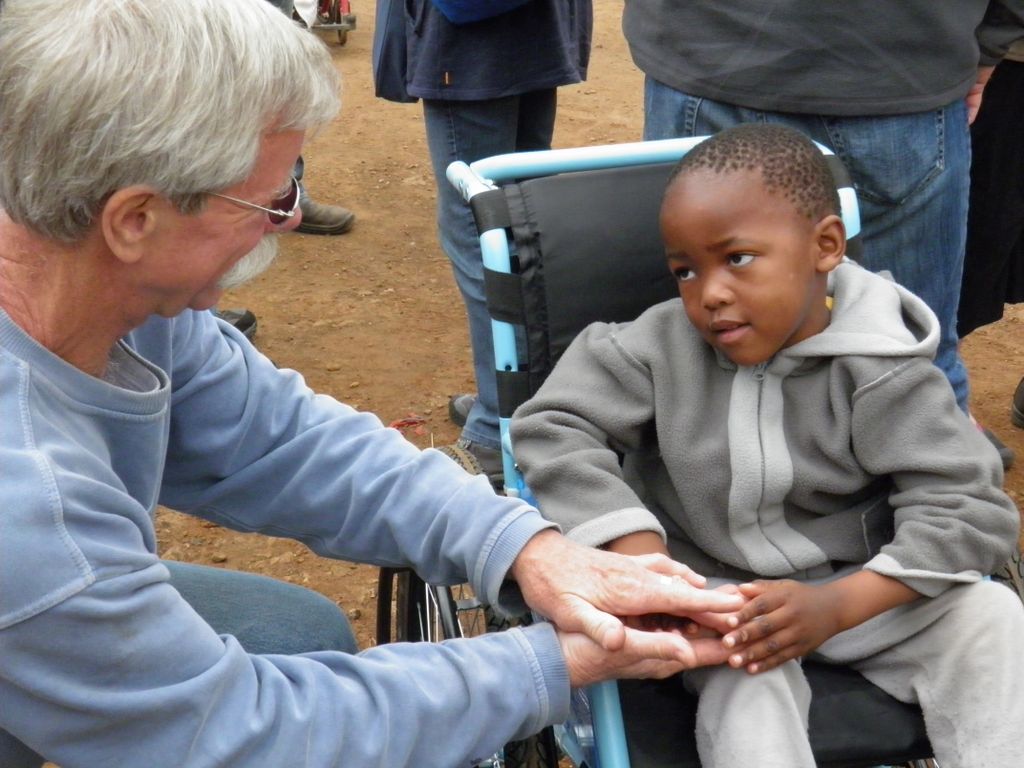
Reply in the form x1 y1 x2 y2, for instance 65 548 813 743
511 321 668 547
0 309 570 767
154 311 554 608
851 358 1020 596
0 563 569 767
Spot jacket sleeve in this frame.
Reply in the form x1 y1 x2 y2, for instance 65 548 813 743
0 309 570 767
976 1 1024 63
155 310 554 608
0 565 569 767
851 358 1020 596
511 321 668 547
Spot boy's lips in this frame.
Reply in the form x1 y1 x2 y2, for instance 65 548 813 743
709 318 744 332
709 318 750 344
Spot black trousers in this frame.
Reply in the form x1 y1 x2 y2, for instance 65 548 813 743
958 59 1024 337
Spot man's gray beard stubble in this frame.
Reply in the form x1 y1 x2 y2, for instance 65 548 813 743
217 234 279 290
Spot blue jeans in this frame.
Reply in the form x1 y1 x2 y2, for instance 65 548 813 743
644 78 971 411
162 560 357 655
0 561 356 768
423 90 558 448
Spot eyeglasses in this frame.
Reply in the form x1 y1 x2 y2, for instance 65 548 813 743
209 176 300 225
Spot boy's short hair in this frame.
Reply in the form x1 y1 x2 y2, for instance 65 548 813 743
669 124 841 221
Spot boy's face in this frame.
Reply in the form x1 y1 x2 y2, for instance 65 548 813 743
660 168 844 367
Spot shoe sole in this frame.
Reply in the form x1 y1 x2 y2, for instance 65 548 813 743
437 444 504 491
1013 403 1024 429
295 214 355 236
993 549 1024 606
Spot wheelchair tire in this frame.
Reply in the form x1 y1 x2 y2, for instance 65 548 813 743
502 727 560 768
376 567 560 768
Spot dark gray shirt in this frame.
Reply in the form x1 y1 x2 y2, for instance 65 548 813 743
623 1 1024 115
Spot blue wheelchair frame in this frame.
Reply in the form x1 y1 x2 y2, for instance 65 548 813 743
445 138 936 768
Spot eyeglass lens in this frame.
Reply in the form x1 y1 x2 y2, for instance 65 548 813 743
269 177 300 224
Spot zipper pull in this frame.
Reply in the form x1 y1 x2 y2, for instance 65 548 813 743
752 362 767 381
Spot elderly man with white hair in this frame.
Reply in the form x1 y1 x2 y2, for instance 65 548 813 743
0 1 744 766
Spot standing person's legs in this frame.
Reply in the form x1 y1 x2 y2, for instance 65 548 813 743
263 0 356 236
164 560 358 655
817 580 1024 766
643 78 971 412
423 90 557 474
958 60 1024 336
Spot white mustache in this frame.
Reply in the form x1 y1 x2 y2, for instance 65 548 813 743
218 235 279 290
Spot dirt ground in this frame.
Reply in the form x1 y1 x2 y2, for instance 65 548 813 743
156 0 1024 653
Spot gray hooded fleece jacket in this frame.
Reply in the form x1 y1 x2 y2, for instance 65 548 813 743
512 262 1019 596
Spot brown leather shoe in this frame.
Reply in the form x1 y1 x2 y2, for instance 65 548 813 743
447 393 476 428
213 308 257 340
295 196 355 235
1012 376 1024 429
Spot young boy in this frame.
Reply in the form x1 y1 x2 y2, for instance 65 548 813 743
510 123 1024 767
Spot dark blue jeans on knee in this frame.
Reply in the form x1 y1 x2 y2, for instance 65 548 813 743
0 560 357 767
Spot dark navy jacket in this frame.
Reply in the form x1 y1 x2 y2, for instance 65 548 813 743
405 0 592 101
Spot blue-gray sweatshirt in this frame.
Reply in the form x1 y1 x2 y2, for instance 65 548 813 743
0 307 567 767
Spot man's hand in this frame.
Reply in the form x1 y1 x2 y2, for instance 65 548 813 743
511 530 744 653
557 624 733 688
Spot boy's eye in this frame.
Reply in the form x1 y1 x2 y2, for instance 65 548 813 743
672 266 695 283
728 253 755 267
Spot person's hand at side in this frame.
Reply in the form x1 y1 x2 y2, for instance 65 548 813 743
720 571 920 674
510 529 744 657
966 65 995 124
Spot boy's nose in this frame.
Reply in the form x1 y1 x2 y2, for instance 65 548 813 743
701 274 734 308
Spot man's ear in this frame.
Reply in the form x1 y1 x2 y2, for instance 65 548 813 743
814 213 846 273
100 187 163 265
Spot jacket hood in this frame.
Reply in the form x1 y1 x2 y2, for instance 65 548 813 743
782 260 940 363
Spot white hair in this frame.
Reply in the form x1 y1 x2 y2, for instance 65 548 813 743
218 235 279 290
0 0 340 241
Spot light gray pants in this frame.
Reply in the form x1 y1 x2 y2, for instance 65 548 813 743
686 581 1024 768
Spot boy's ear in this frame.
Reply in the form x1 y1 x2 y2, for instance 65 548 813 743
100 186 163 265
813 213 846 273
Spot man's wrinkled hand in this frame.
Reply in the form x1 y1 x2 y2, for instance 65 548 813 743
511 530 744 651
558 624 733 688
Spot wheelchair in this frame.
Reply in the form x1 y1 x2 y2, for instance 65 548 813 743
379 137 939 767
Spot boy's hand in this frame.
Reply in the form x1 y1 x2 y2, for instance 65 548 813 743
720 580 843 673
721 571 922 673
